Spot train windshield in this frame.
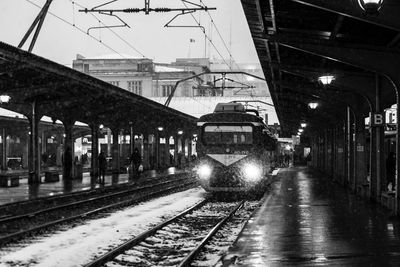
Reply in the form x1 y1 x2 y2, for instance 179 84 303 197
203 125 253 145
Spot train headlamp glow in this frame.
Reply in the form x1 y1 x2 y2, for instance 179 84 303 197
197 164 212 179
243 163 262 181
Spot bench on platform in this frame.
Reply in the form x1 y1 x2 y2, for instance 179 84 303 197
0 174 19 187
44 171 60 182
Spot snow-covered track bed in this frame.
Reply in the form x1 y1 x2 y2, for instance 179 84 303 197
0 176 197 246
0 175 182 218
85 199 259 267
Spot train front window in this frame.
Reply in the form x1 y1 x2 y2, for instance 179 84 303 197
203 125 253 145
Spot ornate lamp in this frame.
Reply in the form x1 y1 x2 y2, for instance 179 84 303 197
318 75 334 85
0 95 10 103
358 0 383 14
308 102 319 109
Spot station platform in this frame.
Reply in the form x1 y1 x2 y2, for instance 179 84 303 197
0 167 190 206
222 166 400 266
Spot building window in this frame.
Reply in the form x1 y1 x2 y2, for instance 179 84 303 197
83 64 89 73
109 81 120 87
128 81 142 95
161 85 173 97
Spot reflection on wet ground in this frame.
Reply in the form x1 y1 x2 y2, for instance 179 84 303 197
224 166 400 266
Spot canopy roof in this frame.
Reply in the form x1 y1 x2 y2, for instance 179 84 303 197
241 0 400 136
0 42 196 132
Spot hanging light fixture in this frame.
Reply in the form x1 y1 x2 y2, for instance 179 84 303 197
0 95 10 103
358 0 383 14
301 122 307 128
318 75 335 85
308 102 319 109
299 129 304 133
157 127 164 131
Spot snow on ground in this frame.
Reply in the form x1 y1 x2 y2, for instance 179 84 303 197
0 188 206 267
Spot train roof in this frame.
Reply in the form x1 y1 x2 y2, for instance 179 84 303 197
198 102 265 124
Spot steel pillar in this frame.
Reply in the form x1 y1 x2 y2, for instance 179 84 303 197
28 101 42 184
111 127 120 173
370 75 385 201
1 128 7 170
62 120 75 180
90 123 99 180
355 113 368 193
165 135 171 167
143 134 149 170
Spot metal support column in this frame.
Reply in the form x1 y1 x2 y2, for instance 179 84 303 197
338 122 346 185
165 135 170 167
174 135 179 167
143 134 149 170
28 101 41 184
155 131 161 169
370 74 385 202
90 123 99 180
62 120 75 180
396 83 400 215
111 127 120 173
1 128 7 170
355 113 368 194
129 122 134 155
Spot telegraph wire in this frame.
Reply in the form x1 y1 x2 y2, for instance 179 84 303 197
181 1 232 70
200 0 243 73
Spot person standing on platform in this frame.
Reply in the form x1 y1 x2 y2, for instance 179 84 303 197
98 151 107 184
130 148 142 180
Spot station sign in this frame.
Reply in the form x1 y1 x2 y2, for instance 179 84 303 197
369 112 385 127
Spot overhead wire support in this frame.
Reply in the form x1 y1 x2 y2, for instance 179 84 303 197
19 0 53 52
79 0 131 34
86 12 130 35
79 0 216 15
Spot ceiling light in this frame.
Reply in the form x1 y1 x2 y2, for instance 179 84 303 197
318 75 334 85
0 95 10 103
308 102 318 109
358 0 383 14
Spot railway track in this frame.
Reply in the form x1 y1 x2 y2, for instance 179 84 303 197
0 175 197 246
0 174 186 218
84 199 258 267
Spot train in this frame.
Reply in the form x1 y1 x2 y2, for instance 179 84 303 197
194 102 277 195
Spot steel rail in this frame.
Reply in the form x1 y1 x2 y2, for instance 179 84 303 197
0 180 196 245
178 200 245 267
83 199 209 267
0 174 179 212
0 176 190 224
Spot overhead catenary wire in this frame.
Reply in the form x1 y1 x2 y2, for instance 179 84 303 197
69 0 147 58
200 0 243 75
181 1 232 71
24 0 147 60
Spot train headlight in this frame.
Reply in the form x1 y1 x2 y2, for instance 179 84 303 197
197 164 212 180
243 163 262 181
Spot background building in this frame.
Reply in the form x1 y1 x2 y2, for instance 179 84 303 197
72 54 277 123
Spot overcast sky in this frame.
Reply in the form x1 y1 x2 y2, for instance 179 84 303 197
0 0 259 67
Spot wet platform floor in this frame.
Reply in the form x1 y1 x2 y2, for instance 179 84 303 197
0 167 188 206
223 166 400 266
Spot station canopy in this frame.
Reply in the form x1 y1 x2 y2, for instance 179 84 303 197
241 0 400 136
0 41 196 132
